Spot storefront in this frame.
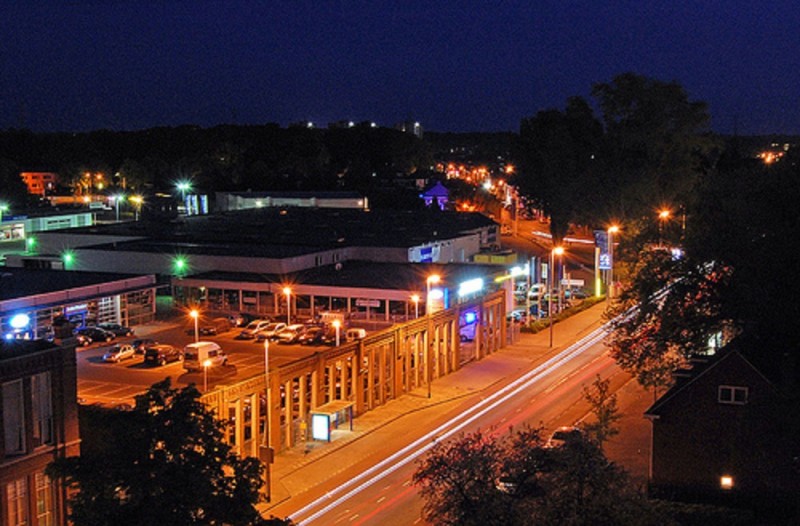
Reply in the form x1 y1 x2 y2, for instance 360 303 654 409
0 268 157 341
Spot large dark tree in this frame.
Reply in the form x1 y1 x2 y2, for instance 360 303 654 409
47 379 276 526
516 73 713 241
607 143 800 392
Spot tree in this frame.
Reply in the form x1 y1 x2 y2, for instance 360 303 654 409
414 424 667 526
48 379 273 526
516 73 713 241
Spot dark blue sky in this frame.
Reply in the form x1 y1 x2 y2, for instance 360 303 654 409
2 1 798 134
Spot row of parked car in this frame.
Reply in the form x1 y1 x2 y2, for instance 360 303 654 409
103 339 228 371
234 318 366 345
74 322 135 346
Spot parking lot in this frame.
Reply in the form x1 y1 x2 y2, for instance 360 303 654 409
75 320 357 408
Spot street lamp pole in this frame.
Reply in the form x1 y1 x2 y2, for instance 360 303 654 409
608 225 619 300
283 287 291 325
332 320 341 347
411 294 420 319
262 338 272 499
426 274 440 399
190 309 199 343
203 359 211 391
658 209 670 247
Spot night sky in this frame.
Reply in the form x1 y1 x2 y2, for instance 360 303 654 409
2 1 798 135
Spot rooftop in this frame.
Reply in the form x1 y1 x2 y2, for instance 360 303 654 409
0 268 147 301
53 207 497 249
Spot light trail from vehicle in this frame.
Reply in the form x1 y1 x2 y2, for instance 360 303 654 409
290 321 611 525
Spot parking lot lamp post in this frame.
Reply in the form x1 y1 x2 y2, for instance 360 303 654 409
332 320 341 347
426 274 441 316
283 287 292 325
190 309 199 343
129 195 143 221
410 294 420 319
608 225 619 300
203 359 212 391
549 246 564 348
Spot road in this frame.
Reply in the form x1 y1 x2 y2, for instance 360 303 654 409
271 322 631 525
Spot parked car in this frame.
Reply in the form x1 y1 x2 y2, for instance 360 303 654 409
230 312 262 327
320 328 340 346
236 319 273 340
131 338 157 354
144 344 182 366
183 341 227 371
254 322 287 342
102 344 136 363
74 327 116 346
298 326 326 345
546 426 583 448
276 324 307 344
345 327 367 342
96 322 134 337
199 317 232 336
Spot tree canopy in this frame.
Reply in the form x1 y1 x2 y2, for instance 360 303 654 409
47 379 281 526
516 73 713 241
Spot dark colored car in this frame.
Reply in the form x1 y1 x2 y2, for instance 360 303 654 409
74 327 116 346
144 344 182 366
96 322 134 337
131 338 157 354
298 326 326 345
199 317 232 336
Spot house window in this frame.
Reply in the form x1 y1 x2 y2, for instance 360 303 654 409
2 379 25 454
35 472 55 526
32 372 53 446
5 477 28 526
718 385 748 405
315 255 323 267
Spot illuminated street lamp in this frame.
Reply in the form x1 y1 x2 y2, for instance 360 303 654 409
283 287 292 325
410 294 420 319
658 209 671 247
129 195 143 221
203 359 212 392
426 274 441 316
607 225 620 300
190 309 200 343
332 319 341 347
176 180 191 198
549 246 565 348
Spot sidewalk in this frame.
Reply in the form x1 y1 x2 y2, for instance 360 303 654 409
263 302 652 512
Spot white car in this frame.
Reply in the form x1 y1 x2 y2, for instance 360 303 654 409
276 324 307 344
236 319 273 339
103 344 136 363
255 322 287 342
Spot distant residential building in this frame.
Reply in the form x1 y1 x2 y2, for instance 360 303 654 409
19 172 58 197
1 339 79 526
645 344 798 507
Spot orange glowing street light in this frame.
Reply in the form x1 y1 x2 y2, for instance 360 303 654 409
426 274 441 316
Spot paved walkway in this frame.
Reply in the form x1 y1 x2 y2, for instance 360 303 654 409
262 302 653 513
